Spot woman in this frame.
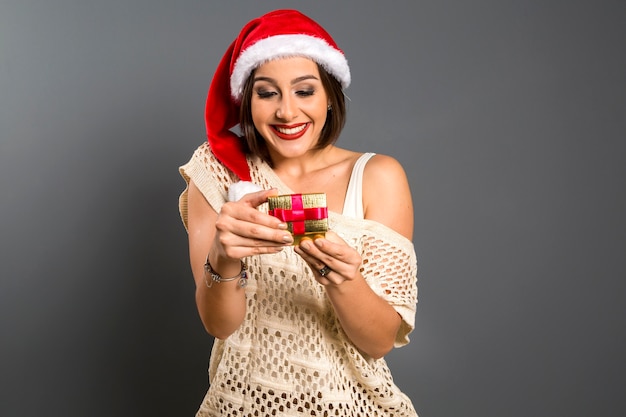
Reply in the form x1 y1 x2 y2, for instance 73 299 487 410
179 9 418 416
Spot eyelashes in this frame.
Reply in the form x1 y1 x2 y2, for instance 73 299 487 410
296 89 315 97
255 89 316 99
256 90 276 99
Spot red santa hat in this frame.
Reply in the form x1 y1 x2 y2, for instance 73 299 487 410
205 9 351 181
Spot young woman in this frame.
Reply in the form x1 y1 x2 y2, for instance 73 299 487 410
179 9 419 416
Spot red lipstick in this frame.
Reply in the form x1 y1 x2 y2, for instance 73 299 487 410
271 123 309 140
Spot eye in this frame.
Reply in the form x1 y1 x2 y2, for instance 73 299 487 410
295 89 315 97
256 89 277 99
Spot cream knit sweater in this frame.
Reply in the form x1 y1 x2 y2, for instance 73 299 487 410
179 142 419 416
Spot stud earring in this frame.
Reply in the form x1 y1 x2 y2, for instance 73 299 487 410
327 104 332 111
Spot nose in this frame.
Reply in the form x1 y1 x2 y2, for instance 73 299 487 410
276 95 297 120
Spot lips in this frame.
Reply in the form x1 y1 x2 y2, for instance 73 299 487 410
271 123 309 140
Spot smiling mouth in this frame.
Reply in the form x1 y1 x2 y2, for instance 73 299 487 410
272 123 309 139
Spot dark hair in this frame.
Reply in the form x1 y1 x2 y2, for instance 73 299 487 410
239 62 347 165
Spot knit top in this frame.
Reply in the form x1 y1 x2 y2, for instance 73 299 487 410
179 142 418 417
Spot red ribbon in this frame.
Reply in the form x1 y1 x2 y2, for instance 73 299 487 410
269 194 327 235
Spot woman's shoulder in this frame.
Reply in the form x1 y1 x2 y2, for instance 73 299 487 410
362 153 414 239
326 147 406 178
364 153 408 182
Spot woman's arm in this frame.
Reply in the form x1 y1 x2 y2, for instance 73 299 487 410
295 155 415 359
187 180 293 339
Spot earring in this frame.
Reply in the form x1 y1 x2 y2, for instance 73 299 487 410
327 104 332 111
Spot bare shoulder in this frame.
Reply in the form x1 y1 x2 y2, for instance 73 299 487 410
362 154 411 197
363 154 407 180
362 154 414 240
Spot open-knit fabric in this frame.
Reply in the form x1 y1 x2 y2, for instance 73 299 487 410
179 142 418 417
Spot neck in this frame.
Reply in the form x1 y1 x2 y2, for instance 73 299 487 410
270 146 335 178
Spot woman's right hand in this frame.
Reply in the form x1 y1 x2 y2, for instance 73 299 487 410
212 188 294 260
187 182 292 338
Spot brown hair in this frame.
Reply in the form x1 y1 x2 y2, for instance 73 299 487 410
239 62 347 165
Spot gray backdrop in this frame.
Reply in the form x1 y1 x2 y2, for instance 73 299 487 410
1 0 624 416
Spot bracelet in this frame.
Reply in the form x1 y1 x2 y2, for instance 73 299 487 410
204 256 248 288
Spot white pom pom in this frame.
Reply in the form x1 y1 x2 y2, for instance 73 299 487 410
228 181 263 202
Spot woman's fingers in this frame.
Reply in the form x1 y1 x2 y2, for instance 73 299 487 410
219 206 291 244
295 233 361 284
214 188 293 256
239 187 279 209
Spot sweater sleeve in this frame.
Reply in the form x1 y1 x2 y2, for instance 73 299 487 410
331 215 418 348
178 142 237 231
361 232 418 347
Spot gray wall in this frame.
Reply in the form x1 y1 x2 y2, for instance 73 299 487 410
1 1 624 416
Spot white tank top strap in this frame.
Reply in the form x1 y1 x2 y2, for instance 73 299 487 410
341 152 376 219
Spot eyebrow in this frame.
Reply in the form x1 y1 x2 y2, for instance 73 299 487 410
253 75 319 85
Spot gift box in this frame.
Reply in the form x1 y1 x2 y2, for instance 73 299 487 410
267 193 328 245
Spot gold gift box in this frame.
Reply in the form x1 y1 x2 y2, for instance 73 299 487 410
267 193 328 245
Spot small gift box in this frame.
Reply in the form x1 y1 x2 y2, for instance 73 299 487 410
267 193 328 245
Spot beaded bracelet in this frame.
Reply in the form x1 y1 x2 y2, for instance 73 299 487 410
204 256 248 288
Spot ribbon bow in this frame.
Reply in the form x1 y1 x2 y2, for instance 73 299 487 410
268 194 328 235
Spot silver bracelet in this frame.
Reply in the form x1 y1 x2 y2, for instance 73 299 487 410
204 256 248 288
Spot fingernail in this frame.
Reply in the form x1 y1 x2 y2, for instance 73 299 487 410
277 222 288 229
300 241 311 250
283 234 293 243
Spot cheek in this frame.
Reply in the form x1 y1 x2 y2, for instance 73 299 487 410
310 100 330 121
315 107 329 126
251 102 273 125
250 110 266 130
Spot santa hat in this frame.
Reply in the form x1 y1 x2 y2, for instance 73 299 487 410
205 9 351 181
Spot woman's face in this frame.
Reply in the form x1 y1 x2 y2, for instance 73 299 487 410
251 56 329 161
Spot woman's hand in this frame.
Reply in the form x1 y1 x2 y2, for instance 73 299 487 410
295 230 400 358
212 188 294 261
294 231 362 286
188 182 294 339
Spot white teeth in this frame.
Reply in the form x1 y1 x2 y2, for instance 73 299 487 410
275 124 306 135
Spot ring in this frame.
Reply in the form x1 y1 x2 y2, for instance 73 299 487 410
319 265 332 277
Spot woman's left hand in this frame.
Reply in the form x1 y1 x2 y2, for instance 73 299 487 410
294 231 362 286
296 230 401 359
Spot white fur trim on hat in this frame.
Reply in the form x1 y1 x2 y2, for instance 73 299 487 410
230 34 351 101
228 181 263 202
